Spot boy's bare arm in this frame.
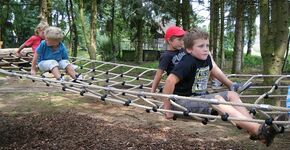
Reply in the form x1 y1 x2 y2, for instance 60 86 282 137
162 74 180 119
210 64 233 89
151 69 164 93
16 44 26 56
30 53 38 75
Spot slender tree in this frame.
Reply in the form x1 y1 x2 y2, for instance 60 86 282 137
232 0 244 73
66 0 78 58
175 0 181 26
134 1 144 63
181 0 191 30
246 0 257 56
218 0 225 68
111 0 116 61
209 0 219 61
78 0 97 64
38 0 51 24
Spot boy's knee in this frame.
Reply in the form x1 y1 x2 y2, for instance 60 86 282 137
214 95 225 101
49 60 59 70
227 91 239 97
65 64 74 71
51 66 60 71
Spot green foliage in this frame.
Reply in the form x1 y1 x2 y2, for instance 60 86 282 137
243 55 262 68
283 57 290 73
224 50 233 60
96 33 115 61
0 0 40 48
223 50 263 73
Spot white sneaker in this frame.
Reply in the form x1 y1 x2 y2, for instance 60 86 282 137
77 74 83 80
63 76 71 81
73 65 79 70
58 77 64 82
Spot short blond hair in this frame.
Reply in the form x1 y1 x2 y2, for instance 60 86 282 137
35 21 49 35
184 28 209 49
44 26 64 41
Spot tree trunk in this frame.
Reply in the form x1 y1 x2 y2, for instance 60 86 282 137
209 0 214 55
47 0 52 25
181 0 190 30
175 0 181 26
271 0 288 75
260 0 288 106
210 0 219 61
66 0 78 59
232 0 244 73
111 0 116 61
246 0 257 56
218 0 225 69
89 0 97 61
66 0 72 51
260 0 288 76
135 2 143 63
39 0 48 22
260 0 271 76
78 0 97 65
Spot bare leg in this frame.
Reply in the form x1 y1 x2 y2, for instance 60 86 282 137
212 95 260 135
51 66 62 79
66 64 77 79
227 91 253 118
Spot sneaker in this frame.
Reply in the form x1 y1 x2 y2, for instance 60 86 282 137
63 76 71 81
212 79 222 89
275 113 289 129
72 64 79 70
275 113 288 121
230 82 252 93
76 74 83 80
57 77 64 82
250 123 278 147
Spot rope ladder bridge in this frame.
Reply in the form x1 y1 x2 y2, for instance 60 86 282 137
0 48 290 136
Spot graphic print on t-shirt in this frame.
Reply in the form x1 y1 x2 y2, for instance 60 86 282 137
172 51 185 65
192 66 210 94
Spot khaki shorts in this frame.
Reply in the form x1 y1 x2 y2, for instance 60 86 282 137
38 59 71 72
173 91 228 114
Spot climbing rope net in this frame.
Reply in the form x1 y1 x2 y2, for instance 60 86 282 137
0 49 289 134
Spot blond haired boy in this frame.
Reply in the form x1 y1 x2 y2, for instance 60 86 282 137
30 26 78 81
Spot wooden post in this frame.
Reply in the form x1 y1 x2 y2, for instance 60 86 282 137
0 41 3 48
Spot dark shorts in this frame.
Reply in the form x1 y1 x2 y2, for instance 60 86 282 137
173 91 228 114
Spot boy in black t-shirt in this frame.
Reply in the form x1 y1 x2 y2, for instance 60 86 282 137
151 26 247 95
161 28 279 146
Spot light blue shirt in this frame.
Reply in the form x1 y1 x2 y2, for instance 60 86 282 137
36 40 69 64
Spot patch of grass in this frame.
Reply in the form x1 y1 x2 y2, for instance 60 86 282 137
139 61 158 69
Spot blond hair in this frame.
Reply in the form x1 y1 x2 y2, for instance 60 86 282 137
183 28 209 49
44 26 64 41
35 21 49 35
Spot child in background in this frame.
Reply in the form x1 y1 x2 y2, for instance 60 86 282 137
30 26 78 81
151 26 186 93
16 21 49 56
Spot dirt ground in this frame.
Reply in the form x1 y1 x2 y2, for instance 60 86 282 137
0 77 290 150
